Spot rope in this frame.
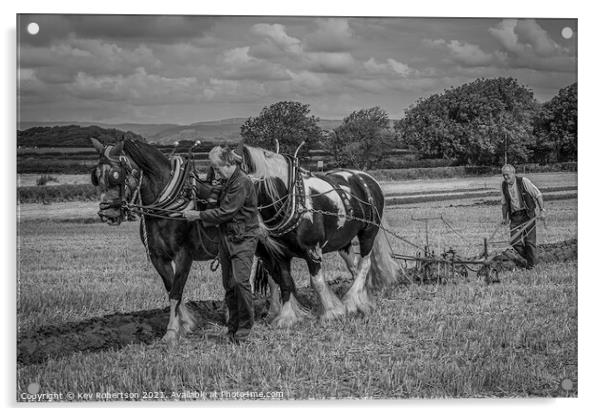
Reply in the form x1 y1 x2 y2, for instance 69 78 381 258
306 207 424 251
439 215 472 247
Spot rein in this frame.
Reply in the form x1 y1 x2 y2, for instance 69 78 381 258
124 157 213 221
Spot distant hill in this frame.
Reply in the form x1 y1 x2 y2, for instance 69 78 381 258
17 125 146 147
17 121 181 138
17 118 348 146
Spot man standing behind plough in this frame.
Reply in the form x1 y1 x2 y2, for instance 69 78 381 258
500 164 546 269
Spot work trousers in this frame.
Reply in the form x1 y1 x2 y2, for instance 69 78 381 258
510 210 537 268
218 234 257 339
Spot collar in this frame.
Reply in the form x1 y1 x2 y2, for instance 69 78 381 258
224 165 241 188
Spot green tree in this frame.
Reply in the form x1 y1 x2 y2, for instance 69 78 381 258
327 106 396 170
395 77 539 165
240 101 323 160
533 82 577 163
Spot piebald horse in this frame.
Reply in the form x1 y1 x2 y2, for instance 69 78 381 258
237 144 399 327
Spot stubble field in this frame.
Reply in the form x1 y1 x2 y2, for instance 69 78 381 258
16 177 577 400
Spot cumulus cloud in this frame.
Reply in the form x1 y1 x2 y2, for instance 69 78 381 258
424 37 495 67
303 18 354 52
20 38 161 78
446 40 495 66
67 68 201 103
363 57 412 77
251 23 303 55
489 19 575 72
220 47 291 81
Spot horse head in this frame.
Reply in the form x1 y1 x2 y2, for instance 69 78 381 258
90 138 140 225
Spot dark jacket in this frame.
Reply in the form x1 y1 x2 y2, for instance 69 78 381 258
197 166 259 241
502 176 536 218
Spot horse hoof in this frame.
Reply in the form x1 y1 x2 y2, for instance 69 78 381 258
343 298 373 315
272 314 298 329
320 307 346 322
162 329 179 347
181 323 194 334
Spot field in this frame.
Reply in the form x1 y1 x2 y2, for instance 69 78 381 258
16 174 577 401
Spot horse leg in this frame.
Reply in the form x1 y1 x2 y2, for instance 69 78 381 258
271 257 309 328
338 244 357 280
306 248 346 321
149 254 182 344
164 251 194 345
342 253 374 315
266 275 282 323
344 229 385 314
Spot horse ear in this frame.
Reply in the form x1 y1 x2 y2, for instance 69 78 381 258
90 137 104 154
110 141 125 156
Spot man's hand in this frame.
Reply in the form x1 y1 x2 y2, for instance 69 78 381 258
181 209 201 221
539 208 546 220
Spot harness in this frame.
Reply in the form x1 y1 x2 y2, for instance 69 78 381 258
258 159 379 237
313 173 355 219
338 169 376 224
259 154 307 237
130 156 194 214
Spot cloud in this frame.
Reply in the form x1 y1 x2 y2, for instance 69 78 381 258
220 47 291 81
251 23 302 55
422 38 446 48
363 57 412 77
20 38 161 79
306 52 355 74
488 19 575 72
67 68 201 104
18 15 216 46
446 40 495 66
284 70 328 95
303 18 354 52
514 19 560 57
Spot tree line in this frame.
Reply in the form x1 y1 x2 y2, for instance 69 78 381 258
240 77 577 169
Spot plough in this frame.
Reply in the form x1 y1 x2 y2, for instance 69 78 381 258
390 214 539 284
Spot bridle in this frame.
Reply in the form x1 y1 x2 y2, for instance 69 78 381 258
92 145 141 224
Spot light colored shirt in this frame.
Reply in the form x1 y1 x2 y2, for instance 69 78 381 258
501 177 542 211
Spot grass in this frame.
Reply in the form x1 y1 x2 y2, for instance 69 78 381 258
17 184 98 204
16 196 577 400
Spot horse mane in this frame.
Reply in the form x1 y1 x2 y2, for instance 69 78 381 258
240 144 290 202
240 145 288 180
123 139 170 177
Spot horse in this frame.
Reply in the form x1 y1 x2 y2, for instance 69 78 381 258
236 144 399 327
89 137 226 346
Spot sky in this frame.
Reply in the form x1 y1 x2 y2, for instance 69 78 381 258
17 15 577 124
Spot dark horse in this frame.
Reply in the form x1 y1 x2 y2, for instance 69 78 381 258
90 137 225 345
234 145 399 327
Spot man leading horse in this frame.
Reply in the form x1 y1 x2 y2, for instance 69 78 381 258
182 146 259 344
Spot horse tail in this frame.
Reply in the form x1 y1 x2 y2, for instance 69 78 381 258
367 216 400 291
252 257 271 296
256 218 286 258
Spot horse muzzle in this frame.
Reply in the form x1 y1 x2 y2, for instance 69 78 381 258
98 201 125 226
